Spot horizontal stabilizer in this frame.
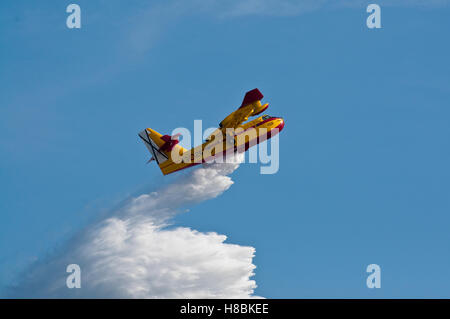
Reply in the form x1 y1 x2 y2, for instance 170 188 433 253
138 129 169 165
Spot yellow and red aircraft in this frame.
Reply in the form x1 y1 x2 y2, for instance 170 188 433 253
139 88 284 175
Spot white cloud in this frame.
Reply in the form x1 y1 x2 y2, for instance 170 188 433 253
8 155 259 298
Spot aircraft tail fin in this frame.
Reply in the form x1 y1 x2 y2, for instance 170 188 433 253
240 88 264 108
138 128 187 174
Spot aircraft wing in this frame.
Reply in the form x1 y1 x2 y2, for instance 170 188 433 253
219 88 269 129
220 107 254 129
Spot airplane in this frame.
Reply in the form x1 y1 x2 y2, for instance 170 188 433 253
138 88 284 175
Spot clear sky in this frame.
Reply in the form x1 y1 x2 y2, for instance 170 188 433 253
1 0 450 298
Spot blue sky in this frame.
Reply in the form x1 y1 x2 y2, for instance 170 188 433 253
1 0 450 298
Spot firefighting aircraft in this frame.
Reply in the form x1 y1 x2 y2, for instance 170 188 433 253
138 88 284 175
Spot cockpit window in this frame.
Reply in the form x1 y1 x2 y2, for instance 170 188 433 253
262 115 270 120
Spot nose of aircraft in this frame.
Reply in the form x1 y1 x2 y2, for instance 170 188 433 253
276 117 285 132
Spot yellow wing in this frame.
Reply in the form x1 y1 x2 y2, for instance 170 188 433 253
219 88 269 129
